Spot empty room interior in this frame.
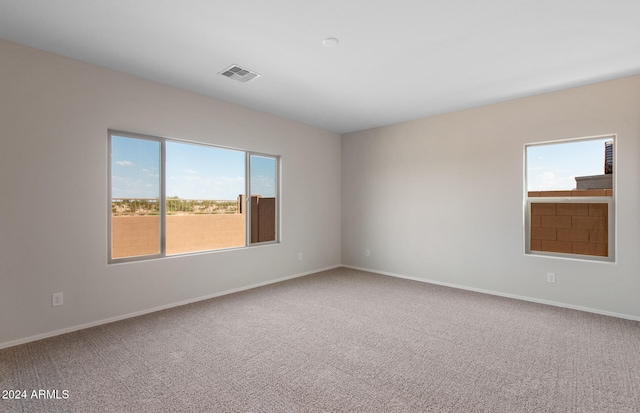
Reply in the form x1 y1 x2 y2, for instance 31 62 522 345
1 1 639 412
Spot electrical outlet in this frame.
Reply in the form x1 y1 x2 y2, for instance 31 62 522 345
298 253 303 261
547 273 556 283
365 249 370 257
52 292 63 307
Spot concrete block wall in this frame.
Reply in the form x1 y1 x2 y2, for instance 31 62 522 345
250 197 276 243
528 190 612 257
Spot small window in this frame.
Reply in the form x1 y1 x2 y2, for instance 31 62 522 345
108 131 279 263
525 135 614 261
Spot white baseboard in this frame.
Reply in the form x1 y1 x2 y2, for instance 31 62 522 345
0 265 341 350
4 263 636 350
342 265 640 322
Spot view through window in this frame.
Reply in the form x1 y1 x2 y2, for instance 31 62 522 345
109 131 279 262
525 136 614 260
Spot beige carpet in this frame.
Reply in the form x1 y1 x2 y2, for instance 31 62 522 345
1 267 639 412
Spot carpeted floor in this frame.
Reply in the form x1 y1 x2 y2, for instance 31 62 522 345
1 267 639 412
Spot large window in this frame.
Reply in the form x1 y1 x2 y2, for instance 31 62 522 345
525 135 615 261
108 130 279 263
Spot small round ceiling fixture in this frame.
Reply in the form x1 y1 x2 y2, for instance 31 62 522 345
322 37 339 47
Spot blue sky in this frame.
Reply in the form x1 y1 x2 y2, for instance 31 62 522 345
250 155 277 198
111 136 160 198
113 134 608 198
111 136 276 199
166 141 245 200
526 137 612 191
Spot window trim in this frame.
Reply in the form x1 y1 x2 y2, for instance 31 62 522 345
108 130 280 264
523 134 616 262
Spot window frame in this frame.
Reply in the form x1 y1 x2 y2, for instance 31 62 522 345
523 134 616 262
108 130 280 264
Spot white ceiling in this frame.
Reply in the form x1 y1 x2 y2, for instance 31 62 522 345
1 0 640 134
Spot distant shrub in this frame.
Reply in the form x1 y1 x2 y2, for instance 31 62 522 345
112 198 239 216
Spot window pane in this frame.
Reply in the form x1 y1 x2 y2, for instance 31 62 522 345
109 131 281 263
111 136 161 259
525 136 614 260
250 155 277 243
165 142 245 254
527 138 612 192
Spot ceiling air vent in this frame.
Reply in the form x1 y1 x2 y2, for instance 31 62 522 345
218 64 261 83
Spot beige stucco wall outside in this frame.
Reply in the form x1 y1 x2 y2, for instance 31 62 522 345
111 215 246 259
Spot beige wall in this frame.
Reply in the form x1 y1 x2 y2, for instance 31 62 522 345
0 39 342 347
2 35 639 348
342 74 640 319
